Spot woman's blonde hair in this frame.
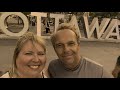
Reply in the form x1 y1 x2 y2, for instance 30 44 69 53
9 32 46 78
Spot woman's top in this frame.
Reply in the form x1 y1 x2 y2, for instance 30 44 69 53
0 71 47 78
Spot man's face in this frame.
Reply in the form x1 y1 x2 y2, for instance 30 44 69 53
54 29 80 69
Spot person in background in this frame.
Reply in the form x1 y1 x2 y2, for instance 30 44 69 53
1 32 48 78
45 20 50 33
112 56 120 78
48 23 113 78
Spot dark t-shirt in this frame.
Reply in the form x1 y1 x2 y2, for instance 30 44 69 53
48 57 113 78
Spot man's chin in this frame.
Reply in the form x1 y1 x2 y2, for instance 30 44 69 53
63 59 74 65
63 55 73 59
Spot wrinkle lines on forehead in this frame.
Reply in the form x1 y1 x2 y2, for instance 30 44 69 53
54 29 77 43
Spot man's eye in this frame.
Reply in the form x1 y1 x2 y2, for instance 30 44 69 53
69 42 75 46
56 44 63 48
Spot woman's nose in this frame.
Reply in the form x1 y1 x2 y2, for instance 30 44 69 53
33 54 39 62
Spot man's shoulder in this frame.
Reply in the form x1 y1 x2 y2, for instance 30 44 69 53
81 57 113 78
81 57 104 77
49 59 59 66
82 57 103 68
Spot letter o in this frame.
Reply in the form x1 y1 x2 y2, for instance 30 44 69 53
0 12 29 36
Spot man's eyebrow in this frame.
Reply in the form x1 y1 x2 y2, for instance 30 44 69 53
68 41 75 43
68 41 75 42
55 43 63 45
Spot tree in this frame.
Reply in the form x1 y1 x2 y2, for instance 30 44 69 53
22 12 31 16
89 12 119 18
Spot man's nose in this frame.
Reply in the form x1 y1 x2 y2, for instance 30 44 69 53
64 45 70 52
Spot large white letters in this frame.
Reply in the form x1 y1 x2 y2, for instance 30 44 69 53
31 12 64 38
69 15 81 38
0 12 29 36
83 16 120 40
0 12 120 41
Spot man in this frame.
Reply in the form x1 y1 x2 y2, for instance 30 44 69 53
48 23 113 78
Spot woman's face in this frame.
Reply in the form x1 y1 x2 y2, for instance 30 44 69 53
16 40 46 78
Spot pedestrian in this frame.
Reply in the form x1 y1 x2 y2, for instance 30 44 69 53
112 56 120 78
45 20 50 33
31 16 36 26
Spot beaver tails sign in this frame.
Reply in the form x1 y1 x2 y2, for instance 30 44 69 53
0 12 120 40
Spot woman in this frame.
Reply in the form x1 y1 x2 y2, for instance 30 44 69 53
1 32 47 78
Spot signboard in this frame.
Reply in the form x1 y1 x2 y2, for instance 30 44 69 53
0 12 29 37
0 12 120 41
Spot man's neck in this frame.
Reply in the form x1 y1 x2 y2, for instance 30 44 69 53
62 56 82 71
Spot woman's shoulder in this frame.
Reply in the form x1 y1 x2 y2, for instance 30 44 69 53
42 69 50 78
0 72 10 78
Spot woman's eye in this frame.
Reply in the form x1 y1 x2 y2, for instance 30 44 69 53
25 53 32 55
38 53 45 55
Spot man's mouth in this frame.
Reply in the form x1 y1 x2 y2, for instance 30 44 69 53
63 54 73 57
63 54 73 59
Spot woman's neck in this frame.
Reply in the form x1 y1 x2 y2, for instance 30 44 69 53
13 71 43 78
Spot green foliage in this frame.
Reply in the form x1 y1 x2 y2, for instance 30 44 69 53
22 12 31 16
90 12 119 18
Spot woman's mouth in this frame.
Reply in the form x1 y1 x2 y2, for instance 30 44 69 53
28 65 40 69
